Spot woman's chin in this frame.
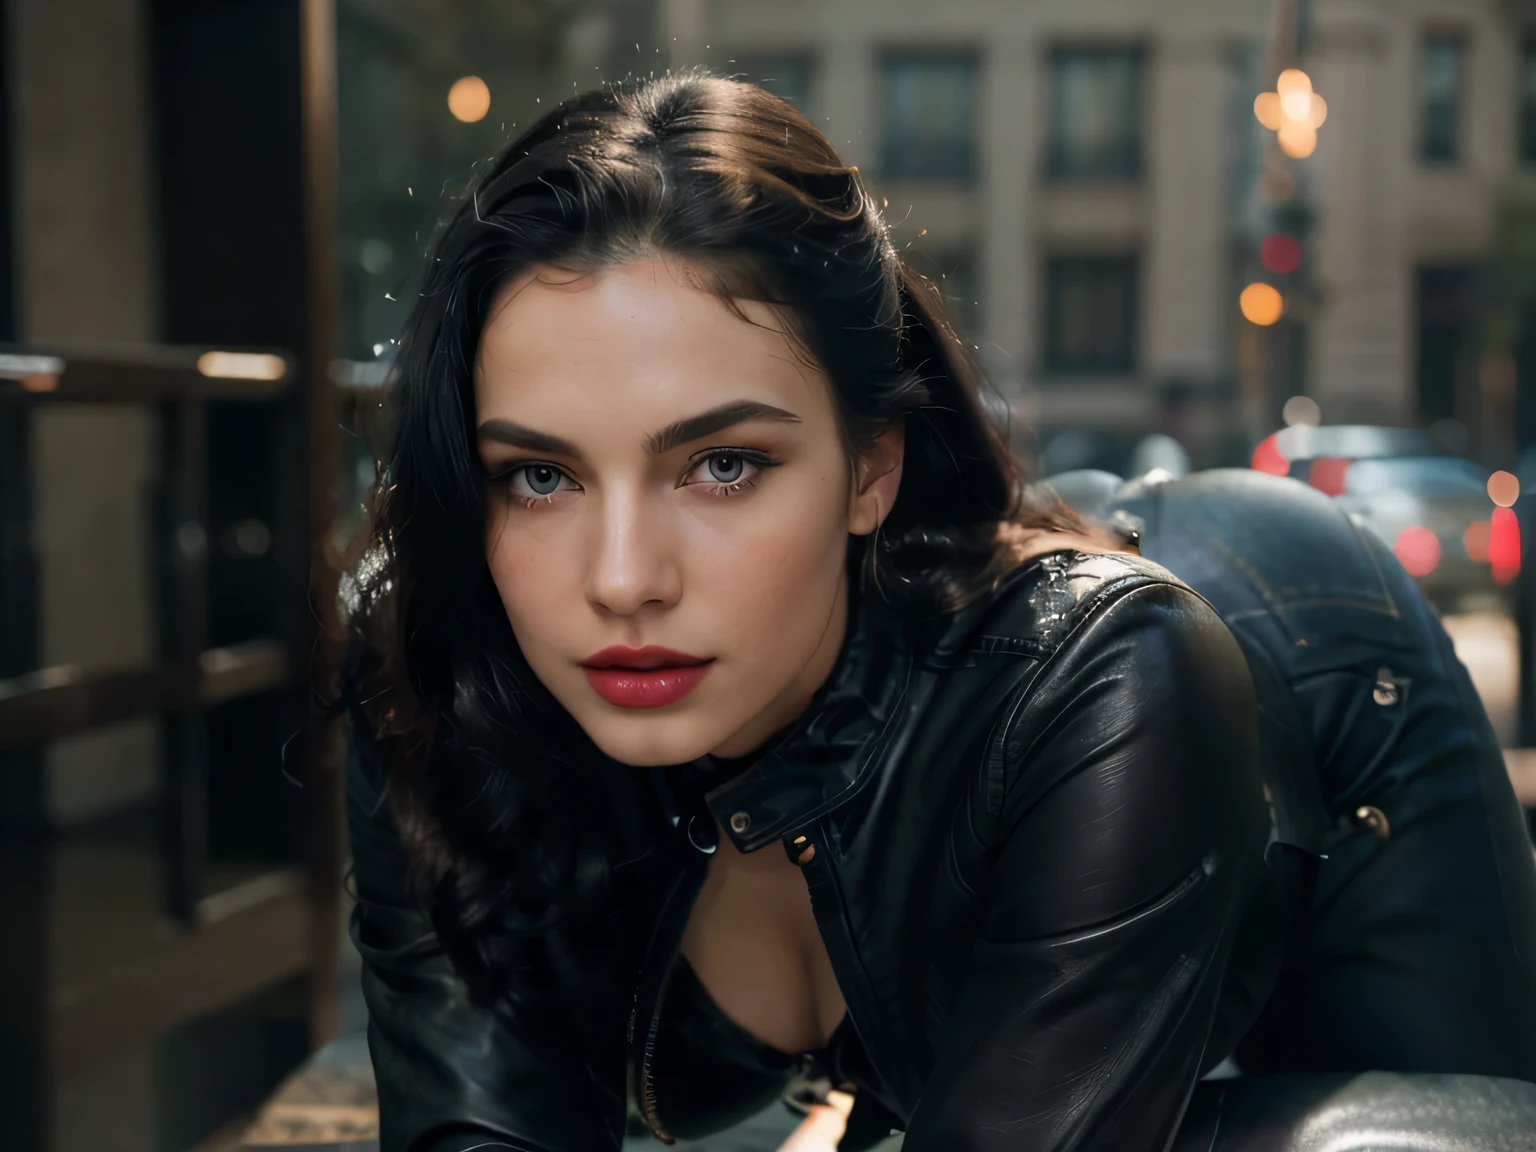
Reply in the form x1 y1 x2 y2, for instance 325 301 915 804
578 708 733 768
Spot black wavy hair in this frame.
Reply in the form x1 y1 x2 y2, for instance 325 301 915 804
346 73 1078 993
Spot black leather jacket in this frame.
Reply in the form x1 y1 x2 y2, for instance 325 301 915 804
349 550 1281 1152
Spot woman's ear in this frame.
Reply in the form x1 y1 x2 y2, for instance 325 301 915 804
847 418 906 536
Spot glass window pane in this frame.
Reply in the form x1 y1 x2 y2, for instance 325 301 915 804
879 54 976 180
733 53 815 113
338 2 604 362
1045 256 1139 373
1049 49 1143 180
1421 35 1464 164
907 246 979 338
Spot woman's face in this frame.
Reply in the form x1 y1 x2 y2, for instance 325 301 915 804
474 260 903 767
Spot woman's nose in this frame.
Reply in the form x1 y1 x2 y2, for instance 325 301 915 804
585 491 682 617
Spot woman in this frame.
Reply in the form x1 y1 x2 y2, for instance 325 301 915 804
345 74 1284 1152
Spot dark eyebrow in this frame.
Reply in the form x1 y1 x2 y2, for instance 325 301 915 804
475 400 800 461
476 418 582 458
646 401 801 454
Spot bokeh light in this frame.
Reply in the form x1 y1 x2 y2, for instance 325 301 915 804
1277 122 1318 159
1492 507 1521 584
1251 433 1288 476
1255 70 1327 160
1488 470 1520 508
1394 526 1441 577
448 75 491 123
1308 457 1350 496
1240 282 1284 326
1254 91 1282 130
1277 70 1324 121
1282 395 1320 426
1261 234 1301 274
196 351 287 380
1259 167 1295 203
1464 521 1491 562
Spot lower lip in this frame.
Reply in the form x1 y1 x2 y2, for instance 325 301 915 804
582 662 714 708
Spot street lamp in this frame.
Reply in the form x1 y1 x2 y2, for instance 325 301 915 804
1254 69 1328 159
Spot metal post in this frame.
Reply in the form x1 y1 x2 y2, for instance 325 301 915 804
159 394 210 923
0 403 51 1151
300 0 345 1051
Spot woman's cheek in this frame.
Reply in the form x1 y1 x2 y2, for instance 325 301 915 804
486 520 577 639
697 500 843 633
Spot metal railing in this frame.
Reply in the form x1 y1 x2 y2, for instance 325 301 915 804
0 342 342 1143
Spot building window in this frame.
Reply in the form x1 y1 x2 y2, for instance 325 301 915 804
1421 34 1465 165
1521 32 1536 164
1044 256 1139 374
1416 266 1480 425
734 52 815 113
879 53 976 180
1048 48 1144 180
907 246 979 339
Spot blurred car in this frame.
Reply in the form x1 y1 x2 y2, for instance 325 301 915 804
1251 423 1522 744
1251 424 1517 604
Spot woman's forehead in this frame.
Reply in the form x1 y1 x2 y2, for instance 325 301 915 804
474 259 832 429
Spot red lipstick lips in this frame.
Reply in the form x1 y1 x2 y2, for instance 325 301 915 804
579 646 714 708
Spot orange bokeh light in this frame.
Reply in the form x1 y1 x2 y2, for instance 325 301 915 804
1240 283 1284 326
1488 470 1520 508
1277 122 1318 159
448 75 491 123
1464 521 1491 563
1254 70 1328 159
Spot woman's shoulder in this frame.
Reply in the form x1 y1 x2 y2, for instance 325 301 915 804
951 547 1266 884
933 542 1217 668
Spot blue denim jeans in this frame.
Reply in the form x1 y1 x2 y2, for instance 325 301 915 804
1110 469 1536 1079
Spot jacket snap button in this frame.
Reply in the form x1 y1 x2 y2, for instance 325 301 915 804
729 811 751 834
1373 681 1399 707
1355 805 1391 839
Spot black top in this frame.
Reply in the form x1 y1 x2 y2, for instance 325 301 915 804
348 549 1284 1152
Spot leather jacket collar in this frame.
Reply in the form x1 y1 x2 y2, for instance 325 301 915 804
701 569 919 855
698 550 1088 855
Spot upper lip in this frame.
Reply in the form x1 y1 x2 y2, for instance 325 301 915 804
580 645 712 670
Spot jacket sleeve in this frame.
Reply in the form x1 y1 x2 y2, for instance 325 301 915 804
903 580 1272 1152
347 748 623 1152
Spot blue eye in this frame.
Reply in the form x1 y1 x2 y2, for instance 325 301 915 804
681 449 777 493
706 454 745 483
505 463 575 502
522 465 562 496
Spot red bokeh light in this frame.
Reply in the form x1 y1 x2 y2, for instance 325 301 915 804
1394 526 1441 577
1492 507 1521 584
1261 234 1302 275
1251 433 1288 476
1308 457 1351 496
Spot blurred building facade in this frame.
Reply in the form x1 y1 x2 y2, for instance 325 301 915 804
708 0 1267 454
333 0 1536 472
691 0 1536 468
